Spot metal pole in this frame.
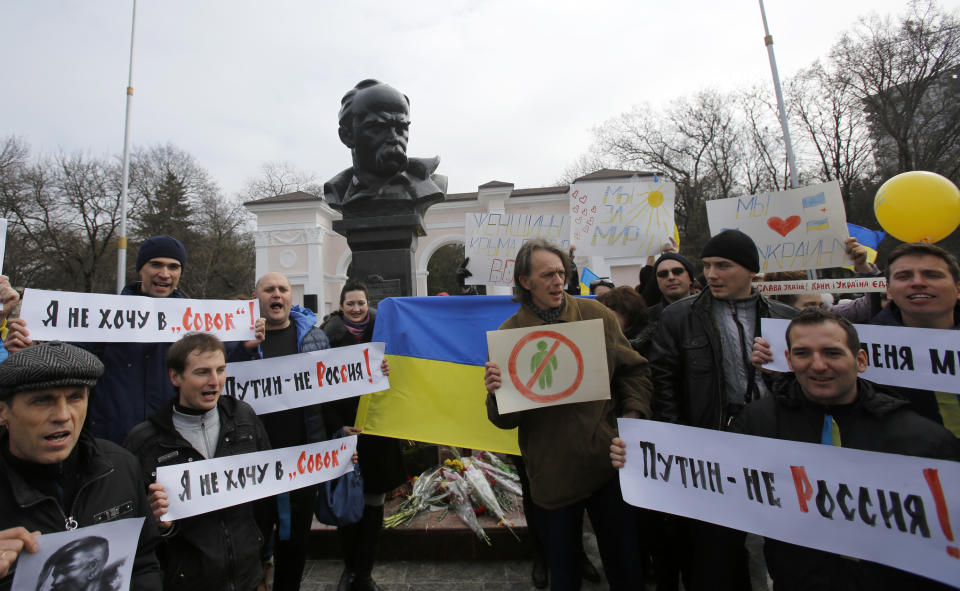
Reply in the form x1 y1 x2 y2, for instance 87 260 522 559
758 0 799 189
116 0 137 294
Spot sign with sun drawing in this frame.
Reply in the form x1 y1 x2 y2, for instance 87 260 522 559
569 177 676 257
705 181 853 272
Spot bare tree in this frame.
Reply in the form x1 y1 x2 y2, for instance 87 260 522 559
241 161 322 200
588 90 747 251
786 63 876 202
830 0 960 180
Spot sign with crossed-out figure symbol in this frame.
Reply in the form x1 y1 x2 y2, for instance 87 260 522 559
507 330 584 403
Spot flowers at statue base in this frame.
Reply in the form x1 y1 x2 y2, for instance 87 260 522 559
383 448 522 545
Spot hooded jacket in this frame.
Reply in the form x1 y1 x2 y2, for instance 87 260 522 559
254 305 330 444
0 431 162 591
124 396 271 591
486 294 652 509
731 378 959 590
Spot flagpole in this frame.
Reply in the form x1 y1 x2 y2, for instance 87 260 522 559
116 0 137 294
758 0 799 189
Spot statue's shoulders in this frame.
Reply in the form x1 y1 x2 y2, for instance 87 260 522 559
323 167 355 206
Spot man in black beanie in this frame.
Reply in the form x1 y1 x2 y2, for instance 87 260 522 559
647 229 797 591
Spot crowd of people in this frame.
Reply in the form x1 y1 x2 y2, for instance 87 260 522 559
0 228 958 591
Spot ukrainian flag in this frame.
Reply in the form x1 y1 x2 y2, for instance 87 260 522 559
355 296 521 454
579 267 600 296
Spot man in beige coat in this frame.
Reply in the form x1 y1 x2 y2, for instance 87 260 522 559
485 239 651 591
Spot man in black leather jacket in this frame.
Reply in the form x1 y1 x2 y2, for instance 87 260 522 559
648 230 796 590
124 333 271 591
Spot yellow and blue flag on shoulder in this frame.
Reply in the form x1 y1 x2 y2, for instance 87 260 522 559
843 223 885 270
355 296 521 454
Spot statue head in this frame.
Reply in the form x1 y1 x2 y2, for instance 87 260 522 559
338 79 411 179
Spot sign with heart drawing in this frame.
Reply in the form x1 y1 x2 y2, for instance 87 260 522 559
705 181 853 272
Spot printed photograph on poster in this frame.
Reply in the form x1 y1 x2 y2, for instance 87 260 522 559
569 177 675 257
463 213 569 286
487 319 609 414
11 517 144 591
224 342 389 415
705 181 853 272
18 288 259 343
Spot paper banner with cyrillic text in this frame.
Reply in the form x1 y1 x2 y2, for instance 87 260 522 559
487 318 609 414
754 277 887 296
569 178 675 257
156 437 357 521
761 318 960 394
617 418 960 587
464 213 569 287
19 288 258 342
706 181 853 272
11 517 144 591
224 343 388 415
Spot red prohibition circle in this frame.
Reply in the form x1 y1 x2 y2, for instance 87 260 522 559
507 330 584 403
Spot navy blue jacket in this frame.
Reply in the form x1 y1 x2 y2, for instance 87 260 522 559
84 282 251 445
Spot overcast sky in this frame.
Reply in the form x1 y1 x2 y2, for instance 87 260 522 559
2 1 954 198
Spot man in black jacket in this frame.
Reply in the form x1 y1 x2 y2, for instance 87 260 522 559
0 341 162 590
124 333 271 591
613 308 959 589
732 308 959 590
648 229 797 590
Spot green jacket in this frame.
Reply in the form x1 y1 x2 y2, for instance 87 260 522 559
486 294 651 509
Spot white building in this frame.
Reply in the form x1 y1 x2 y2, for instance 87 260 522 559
244 168 655 314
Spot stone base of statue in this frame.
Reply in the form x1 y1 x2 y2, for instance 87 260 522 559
333 214 427 304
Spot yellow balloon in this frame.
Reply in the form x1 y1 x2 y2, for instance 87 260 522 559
874 171 960 243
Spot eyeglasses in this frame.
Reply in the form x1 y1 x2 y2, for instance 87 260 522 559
589 278 615 289
656 268 687 279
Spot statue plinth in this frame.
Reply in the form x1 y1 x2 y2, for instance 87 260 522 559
332 214 426 303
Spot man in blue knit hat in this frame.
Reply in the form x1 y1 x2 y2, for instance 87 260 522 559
4 236 266 444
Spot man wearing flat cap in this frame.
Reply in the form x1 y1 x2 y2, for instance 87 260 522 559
0 341 161 590
324 79 447 218
646 229 797 590
4 236 265 444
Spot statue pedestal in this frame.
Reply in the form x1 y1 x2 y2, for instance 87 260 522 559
333 214 426 303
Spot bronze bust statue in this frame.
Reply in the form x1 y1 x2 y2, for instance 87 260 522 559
324 79 447 218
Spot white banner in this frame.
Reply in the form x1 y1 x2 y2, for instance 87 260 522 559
464 213 570 286
569 178 676 257
156 437 357 521
754 277 887 295
706 181 853 272
617 419 960 587
224 343 389 415
761 318 960 395
487 319 609 414
12 517 144 591
19 288 258 342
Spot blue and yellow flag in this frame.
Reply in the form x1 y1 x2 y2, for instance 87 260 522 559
355 296 521 454
579 267 600 296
